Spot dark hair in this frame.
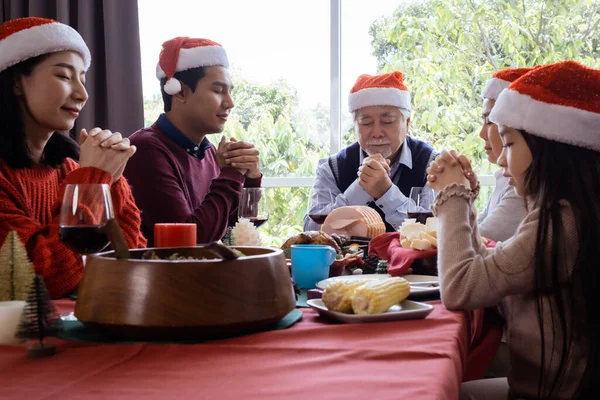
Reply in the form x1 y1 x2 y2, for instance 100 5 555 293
521 131 600 399
160 67 206 112
0 54 80 169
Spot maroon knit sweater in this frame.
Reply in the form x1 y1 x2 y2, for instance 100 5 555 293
124 123 261 245
0 159 147 298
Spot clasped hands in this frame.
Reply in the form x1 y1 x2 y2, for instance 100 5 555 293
216 136 261 179
426 150 478 192
78 128 136 183
358 154 392 199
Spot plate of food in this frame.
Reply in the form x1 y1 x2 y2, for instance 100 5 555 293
316 274 439 297
307 299 433 323
309 276 434 323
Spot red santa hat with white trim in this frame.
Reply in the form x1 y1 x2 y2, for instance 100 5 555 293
489 60 600 151
348 71 411 114
156 37 229 95
0 17 91 73
481 67 535 100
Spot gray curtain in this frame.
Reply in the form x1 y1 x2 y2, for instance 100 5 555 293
1 0 144 138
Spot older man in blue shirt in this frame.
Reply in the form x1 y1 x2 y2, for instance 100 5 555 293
304 71 438 232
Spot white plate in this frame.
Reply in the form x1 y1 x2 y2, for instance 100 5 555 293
406 277 440 297
307 299 434 323
408 286 439 296
315 274 440 297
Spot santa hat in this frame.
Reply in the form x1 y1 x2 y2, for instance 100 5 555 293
481 67 535 100
156 37 229 95
0 17 91 73
489 61 600 151
348 71 411 113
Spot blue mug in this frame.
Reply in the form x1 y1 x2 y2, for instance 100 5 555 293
291 244 337 289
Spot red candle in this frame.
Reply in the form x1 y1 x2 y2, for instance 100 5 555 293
154 223 197 248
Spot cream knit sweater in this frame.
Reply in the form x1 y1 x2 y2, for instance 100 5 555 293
477 170 528 242
434 184 586 399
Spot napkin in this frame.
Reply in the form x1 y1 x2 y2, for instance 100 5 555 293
368 233 436 276
368 232 495 276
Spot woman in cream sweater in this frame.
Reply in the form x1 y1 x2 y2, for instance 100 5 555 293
427 61 600 399
476 68 531 242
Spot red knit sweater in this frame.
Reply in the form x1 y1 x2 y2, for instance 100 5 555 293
0 158 147 298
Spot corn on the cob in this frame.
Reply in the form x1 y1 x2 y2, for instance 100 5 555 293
351 277 410 315
322 280 369 313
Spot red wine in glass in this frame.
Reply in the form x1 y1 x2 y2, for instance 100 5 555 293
308 214 328 225
59 184 114 254
59 225 110 254
307 188 334 225
408 187 435 225
250 218 268 228
239 188 269 228
407 211 434 225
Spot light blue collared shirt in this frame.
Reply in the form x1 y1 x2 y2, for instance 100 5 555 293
303 140 437 231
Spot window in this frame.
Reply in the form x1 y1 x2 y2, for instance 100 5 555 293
139 0 600 244
341 0 401 148
139 0 330 180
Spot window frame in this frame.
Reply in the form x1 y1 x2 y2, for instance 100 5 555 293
262 0 492 188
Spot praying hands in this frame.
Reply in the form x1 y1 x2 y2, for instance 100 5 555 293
426 150 476 192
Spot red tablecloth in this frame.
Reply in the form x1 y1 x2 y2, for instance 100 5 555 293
0 300 487 400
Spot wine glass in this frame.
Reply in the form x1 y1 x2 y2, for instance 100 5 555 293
407 187 435 225
238 188 269 228
307 188 334 225
59 184 114 253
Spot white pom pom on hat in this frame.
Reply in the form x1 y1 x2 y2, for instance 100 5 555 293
163 78 182 95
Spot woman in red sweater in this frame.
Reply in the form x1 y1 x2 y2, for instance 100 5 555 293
0 17 147 298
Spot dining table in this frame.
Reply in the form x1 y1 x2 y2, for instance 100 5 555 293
0 298 503 400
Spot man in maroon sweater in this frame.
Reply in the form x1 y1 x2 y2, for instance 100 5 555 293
124 37 262 245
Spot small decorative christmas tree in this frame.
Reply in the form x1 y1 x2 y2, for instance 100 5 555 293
221 226 234 246
0 231 35 301
375 259 389 274
16 275 58 358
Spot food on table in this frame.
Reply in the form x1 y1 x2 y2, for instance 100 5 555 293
321 206 385 238
281 231 381 276
361 254 382 274
351 277 410 315
322 276 410 315
322 279 369 313
399 217 438 251
345 243 361 254
330 233 347 251
141 248 245 260
281 231 342 254
425 217 438 231
331 253 364 275
142 251 210 261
